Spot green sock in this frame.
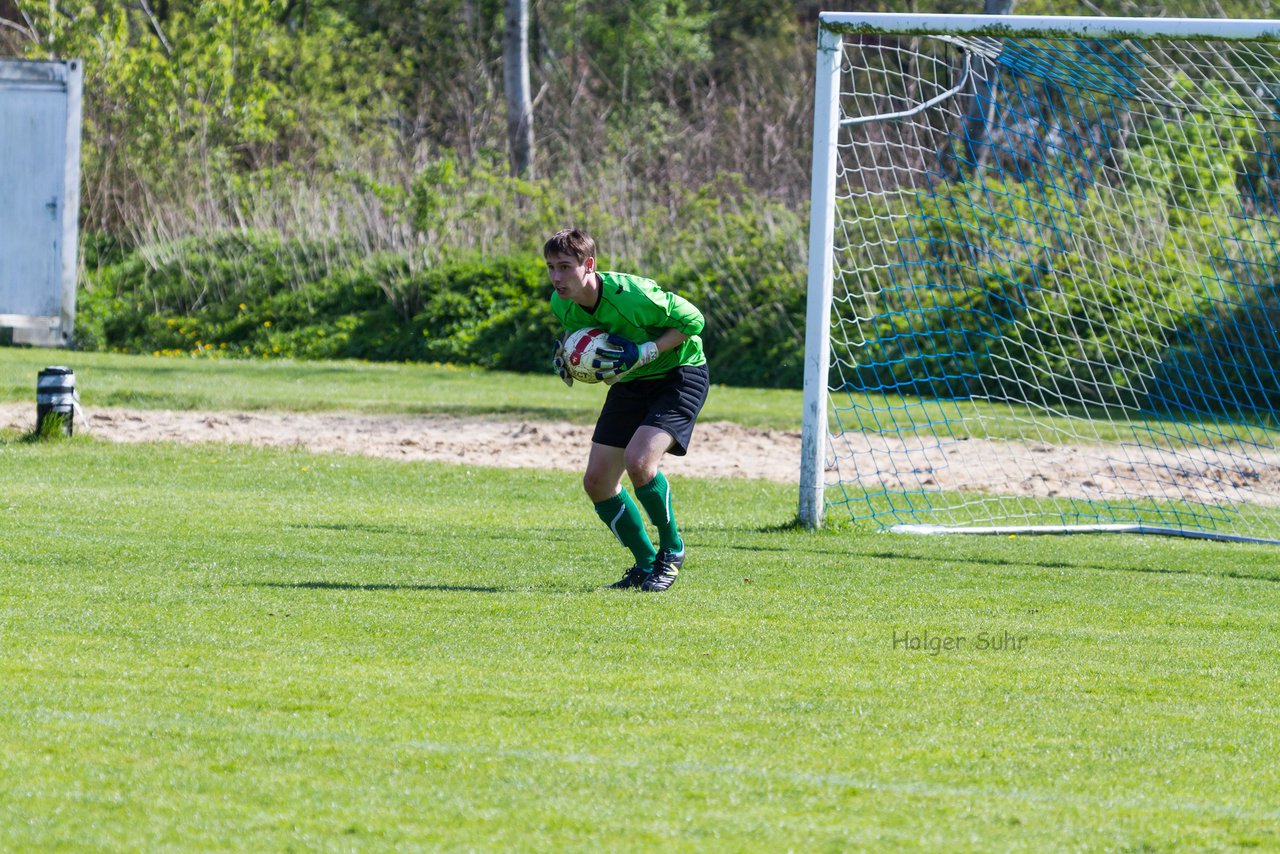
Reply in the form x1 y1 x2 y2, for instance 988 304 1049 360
634 472 683 553
593 491 657 568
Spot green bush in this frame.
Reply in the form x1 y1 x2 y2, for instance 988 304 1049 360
74 171 814 389
836 175 1280 419
75 227 807 386
73 147 1280 407
78 233 562 370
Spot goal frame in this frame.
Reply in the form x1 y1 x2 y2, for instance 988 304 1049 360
800 12 1280 532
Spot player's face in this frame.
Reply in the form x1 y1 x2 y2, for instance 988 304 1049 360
546 252 595 305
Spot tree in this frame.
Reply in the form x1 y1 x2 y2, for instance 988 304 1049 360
503 0 534 178
961 0 1018 171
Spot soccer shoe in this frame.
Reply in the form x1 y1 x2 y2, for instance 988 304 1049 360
641 547 685 592
607 564 650 590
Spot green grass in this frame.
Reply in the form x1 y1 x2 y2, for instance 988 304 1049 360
2 431 1280 850
7 347 1277 445
0 347 801 430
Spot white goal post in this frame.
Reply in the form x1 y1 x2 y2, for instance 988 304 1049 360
801 12 1280 544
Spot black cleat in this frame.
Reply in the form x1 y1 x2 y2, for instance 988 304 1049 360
641 547 685 592
607 564 651 589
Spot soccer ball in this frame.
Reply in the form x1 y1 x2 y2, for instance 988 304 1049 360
561 327 613 384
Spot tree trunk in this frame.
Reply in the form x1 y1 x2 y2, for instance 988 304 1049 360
503 0 534 178
960 0 1017 170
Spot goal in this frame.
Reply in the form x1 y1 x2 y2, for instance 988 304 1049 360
801 13 1280 544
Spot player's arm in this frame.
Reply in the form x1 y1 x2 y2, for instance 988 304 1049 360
651 327 689 355
592 282 703 382
594 324 689 383
663 291 705 338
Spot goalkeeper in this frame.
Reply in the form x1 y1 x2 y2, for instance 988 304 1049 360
546 228 710 592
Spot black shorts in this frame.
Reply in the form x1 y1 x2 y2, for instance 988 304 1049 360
592 364 710 456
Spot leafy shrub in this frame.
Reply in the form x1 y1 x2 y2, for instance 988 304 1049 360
76 231 563 368
74 172 814 388
836 174 1280 420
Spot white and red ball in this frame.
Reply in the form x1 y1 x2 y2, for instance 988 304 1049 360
562 327 612 384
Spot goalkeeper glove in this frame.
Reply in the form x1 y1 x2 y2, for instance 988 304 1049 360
594 334 659 384
551 336 574 387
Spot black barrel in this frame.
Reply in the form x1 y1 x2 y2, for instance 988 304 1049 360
36 366 77 436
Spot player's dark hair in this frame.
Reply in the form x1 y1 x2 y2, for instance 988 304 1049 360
543 228 596 263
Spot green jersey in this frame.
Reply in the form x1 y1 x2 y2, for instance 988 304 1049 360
551 270 706 382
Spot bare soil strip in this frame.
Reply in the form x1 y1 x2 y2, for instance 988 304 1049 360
5 403 1278 504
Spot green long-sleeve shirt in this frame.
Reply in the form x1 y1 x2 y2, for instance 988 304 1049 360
551 270 706 382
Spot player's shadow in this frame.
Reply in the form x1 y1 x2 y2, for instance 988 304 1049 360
288 522 425 536
287 523 583 545
253 580 506 593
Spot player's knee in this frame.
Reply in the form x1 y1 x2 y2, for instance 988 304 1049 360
582 470 613 502
625 456 658 488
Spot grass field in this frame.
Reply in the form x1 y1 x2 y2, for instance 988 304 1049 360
3 349 1280 850
0 347 801 432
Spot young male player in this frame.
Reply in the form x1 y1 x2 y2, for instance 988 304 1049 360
546 228 710 592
